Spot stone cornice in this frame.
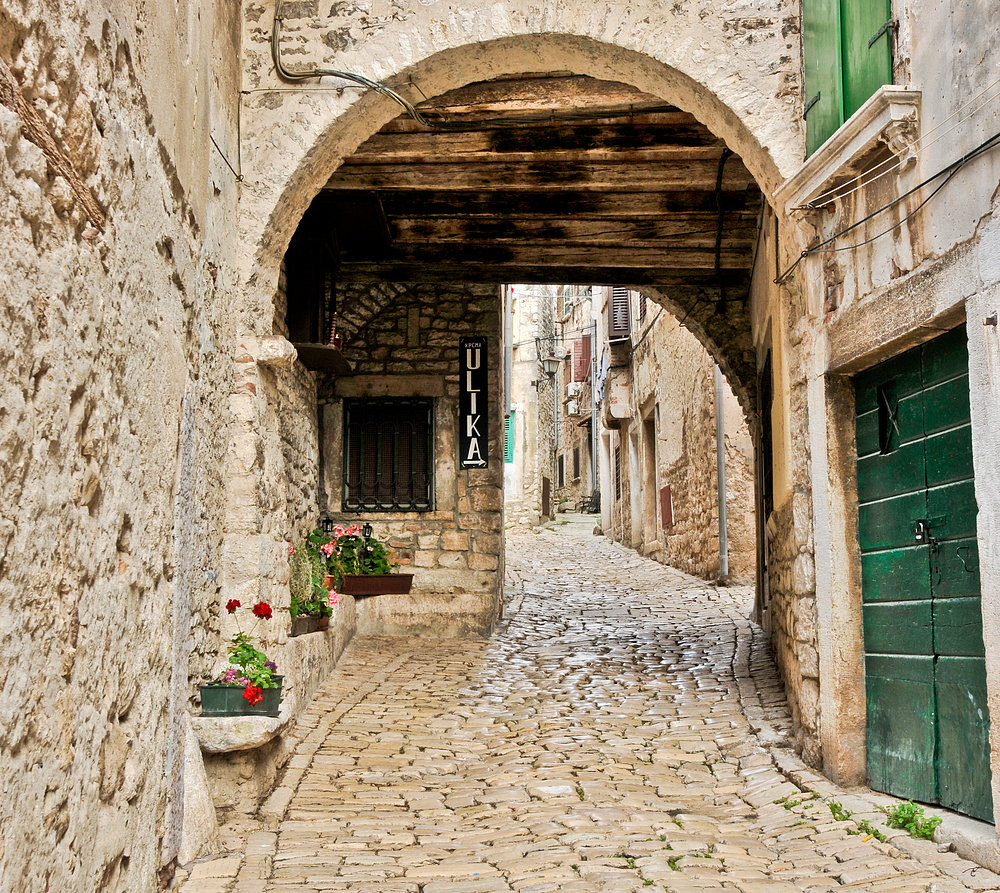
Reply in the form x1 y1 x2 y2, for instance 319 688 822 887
775 87 922 214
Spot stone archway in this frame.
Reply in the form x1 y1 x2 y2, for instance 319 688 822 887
237 21 804 321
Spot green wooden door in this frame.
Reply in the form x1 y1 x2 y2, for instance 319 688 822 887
855 325 993 822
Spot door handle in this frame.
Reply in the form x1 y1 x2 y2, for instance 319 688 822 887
914 519 934 544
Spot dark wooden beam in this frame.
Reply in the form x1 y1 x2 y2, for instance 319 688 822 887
388 215 759 246
350 123 726 163
324 159 756 192
337 262 752 288
375 189 761 218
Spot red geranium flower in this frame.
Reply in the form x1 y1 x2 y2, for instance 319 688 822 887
252 602 272 620
225 599 241 613
242 684 263 706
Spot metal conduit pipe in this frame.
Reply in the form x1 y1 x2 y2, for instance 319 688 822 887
715 364 729 580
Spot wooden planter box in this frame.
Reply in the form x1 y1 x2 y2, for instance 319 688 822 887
200 677 283 718
340 574 414 596
290 615 319 637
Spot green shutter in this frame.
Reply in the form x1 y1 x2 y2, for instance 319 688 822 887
504 412 514 463
841 0 892 119
803 0 844 155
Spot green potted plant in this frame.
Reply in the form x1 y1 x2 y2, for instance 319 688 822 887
314 523 413 597
288 539 326 635
200 599 282 717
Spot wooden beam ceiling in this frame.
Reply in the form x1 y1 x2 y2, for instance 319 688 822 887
305 73 762 288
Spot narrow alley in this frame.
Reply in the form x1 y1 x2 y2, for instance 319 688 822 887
177 531 1000 893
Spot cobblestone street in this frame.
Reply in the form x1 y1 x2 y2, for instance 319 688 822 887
177 530 1000 893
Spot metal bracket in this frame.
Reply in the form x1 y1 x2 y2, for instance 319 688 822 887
869 19 896 48
804 92 821 118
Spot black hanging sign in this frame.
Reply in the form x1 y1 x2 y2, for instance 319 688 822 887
459 336 489 468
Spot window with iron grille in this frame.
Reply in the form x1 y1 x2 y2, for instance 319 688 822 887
343 399 433 512
558 454 565 488
638 292 647 324
573 447 580 480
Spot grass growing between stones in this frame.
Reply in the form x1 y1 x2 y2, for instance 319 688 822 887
882 801 942 840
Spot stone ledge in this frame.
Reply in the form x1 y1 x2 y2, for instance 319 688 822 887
775 86 921 212
191 710 294 754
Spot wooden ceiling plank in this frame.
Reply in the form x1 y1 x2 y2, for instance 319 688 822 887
373 190 761 218
350 124 725 160
337 263 751 288
388 215 758 243
370 244 752 269
324 161 756 192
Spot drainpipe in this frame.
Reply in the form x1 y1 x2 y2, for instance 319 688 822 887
503 285 512 417
715 364 729 579
590 320 598 495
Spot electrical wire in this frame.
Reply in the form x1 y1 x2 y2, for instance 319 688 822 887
775 127 1000 284
806 75 1000 210
271 1 689 130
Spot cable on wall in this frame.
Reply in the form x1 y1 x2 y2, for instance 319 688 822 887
774 127 1000 285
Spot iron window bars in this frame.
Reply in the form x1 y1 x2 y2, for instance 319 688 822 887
343 399 434 512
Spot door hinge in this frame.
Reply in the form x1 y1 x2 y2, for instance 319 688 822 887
804 92 821 118
869 19 897 49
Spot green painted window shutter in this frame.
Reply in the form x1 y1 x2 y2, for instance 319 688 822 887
803 0 893 156
803 0 844 155
504 412 514 463
841 0 892 119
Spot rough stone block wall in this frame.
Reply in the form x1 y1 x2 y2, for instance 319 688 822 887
764 493 819 765
0 4 240 889
604 307 756 583
314 281 504 635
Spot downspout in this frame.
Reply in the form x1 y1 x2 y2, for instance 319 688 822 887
715 364 729 579
504 285 512 417
590 320 598 496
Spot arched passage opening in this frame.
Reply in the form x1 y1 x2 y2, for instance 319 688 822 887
270 68 769 637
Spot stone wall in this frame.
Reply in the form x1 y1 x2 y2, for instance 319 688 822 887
316 281 504 636
601 303 757 583
554 287 596 510
505 284 555 528
0 2 241 890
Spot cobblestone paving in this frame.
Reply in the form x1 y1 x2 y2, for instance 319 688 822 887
177 530 1000 893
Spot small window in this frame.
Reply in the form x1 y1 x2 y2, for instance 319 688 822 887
558 454 565 487
343 399 433 512
573 447 580 480
610 287 631 339
638 292 647 324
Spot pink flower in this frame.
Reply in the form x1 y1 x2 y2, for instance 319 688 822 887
328 590 339 606
287 542 294 555
320 542 336 558
346 524 360 536
333 525 345 538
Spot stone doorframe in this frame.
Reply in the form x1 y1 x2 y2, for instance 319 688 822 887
811 296 979 792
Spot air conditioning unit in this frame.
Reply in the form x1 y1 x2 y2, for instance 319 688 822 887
567 400 580 416
566 381 581 397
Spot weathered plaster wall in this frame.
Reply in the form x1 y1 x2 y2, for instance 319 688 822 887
316 281 504 636
0 2 240 889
